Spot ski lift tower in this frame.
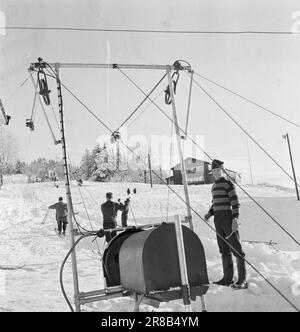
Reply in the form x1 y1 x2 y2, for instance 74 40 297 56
28 59 196 312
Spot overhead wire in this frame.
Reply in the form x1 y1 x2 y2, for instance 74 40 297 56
112 73 167 134
188 74 300 188
3 72 33 105
4 26 300 35
193 72 300 129
126 89 165 129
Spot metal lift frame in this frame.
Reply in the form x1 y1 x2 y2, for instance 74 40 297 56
28 61 206 312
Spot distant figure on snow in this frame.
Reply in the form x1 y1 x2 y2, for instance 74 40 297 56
101 192 130 242
49 196 68 236
204 159 247 290
118 197 130 227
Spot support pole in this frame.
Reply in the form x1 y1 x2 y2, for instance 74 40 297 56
174 215 192 312
148 153 153 188
167 68 194 230
55 64 81 312
184 70 194 139
284 133 300 201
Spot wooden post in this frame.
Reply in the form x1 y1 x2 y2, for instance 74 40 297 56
174 215 192 312
283 133 300 201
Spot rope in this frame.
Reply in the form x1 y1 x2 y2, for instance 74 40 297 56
184 70 194 137
0 257 101 269
77 185 102 254
60 234 88 312
126 89 165 129
190 77 300 188
29 92 37 121
29 72 60 144
112 72 167 134
42 62 300 312
3 72 33 105
193 72 300 129
127 200 137 227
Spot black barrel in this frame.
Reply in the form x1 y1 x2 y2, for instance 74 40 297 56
102 229 142 287
119 223 209 294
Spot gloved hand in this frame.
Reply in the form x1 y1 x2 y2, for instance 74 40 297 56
96 229 105 238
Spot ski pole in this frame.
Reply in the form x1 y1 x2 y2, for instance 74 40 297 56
225 231 235 240
41 209 49 224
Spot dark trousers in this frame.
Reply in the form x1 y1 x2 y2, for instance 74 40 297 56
214 211 246 282
103 221 117 243
57 217 68 234
214 211 245 257
121 212 128 227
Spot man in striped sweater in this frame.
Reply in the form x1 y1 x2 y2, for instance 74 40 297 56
205 159 247 290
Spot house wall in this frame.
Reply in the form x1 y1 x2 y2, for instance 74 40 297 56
173 170 182 185
170 158 240 185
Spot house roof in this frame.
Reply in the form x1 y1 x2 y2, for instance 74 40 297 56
171 157 238 174
171 158 209 170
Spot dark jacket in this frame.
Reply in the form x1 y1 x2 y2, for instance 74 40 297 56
49 202 68 221
101 200 128 224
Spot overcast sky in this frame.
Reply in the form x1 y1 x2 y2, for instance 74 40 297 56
0 0 300 187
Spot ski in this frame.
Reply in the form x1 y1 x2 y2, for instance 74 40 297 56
201 282 248 290
231 282 248 290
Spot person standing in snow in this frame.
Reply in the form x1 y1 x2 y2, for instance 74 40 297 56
101 192 130 242
205 159 247 290
118 197 130 227
49 196 68 236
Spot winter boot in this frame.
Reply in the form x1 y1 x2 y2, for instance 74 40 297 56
232 256 248 290
214 254 234 286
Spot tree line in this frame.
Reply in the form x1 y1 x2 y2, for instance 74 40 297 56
0 136 166 185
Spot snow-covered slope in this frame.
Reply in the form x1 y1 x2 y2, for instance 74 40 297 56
0 175 299 312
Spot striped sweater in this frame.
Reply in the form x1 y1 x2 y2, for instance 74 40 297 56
207 177 240 219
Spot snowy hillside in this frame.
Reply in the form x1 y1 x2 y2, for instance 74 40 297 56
0 175 299 312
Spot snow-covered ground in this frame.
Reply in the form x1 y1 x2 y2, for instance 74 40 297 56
0 175 299 312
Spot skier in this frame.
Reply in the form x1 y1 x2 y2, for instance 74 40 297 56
49 196 68 236
118 198 130 227
101 192 130 242
204 159 247 290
